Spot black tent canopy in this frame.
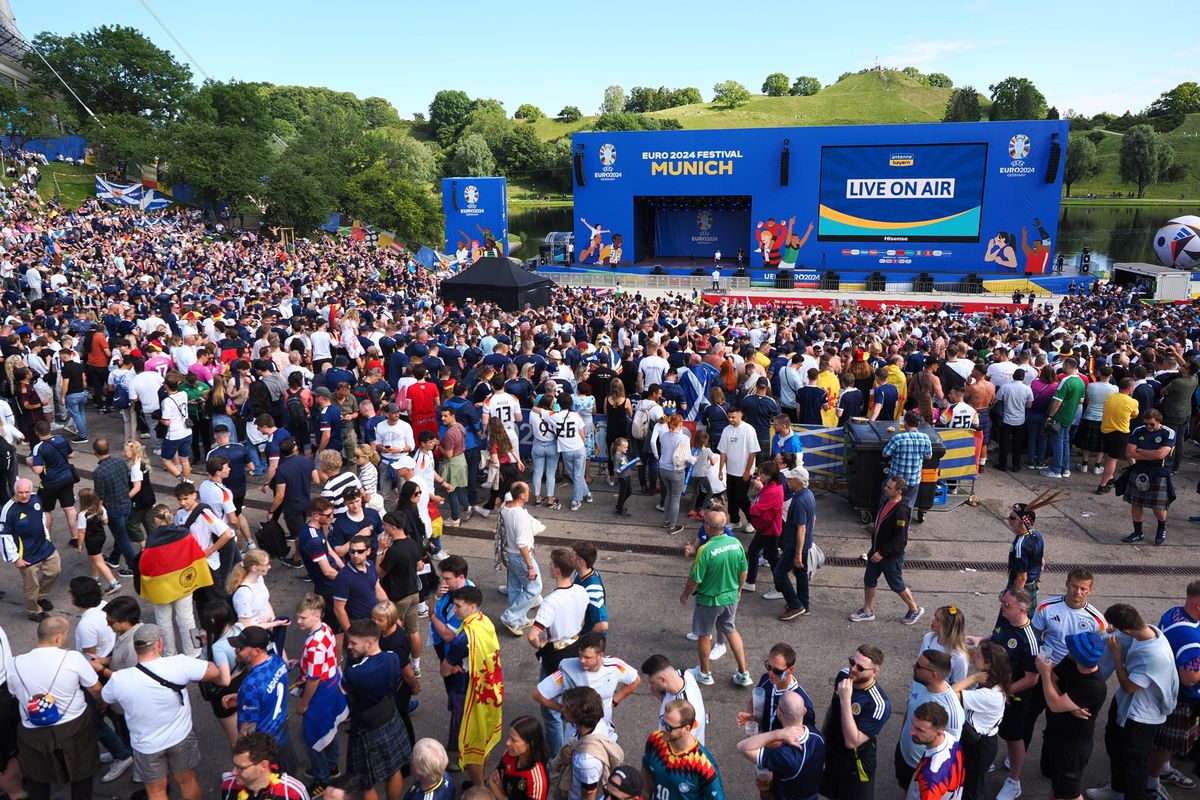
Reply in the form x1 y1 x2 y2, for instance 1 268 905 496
439 257 553 311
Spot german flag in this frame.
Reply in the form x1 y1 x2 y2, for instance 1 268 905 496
136 526 213 605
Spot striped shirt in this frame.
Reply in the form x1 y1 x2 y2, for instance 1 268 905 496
321 471 363 516
822 668 891 760
1031 596 1107 664
1160 606 1200 701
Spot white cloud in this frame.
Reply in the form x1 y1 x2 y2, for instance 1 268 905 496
876 39 1004 67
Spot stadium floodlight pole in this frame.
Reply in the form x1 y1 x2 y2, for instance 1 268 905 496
29 45 103 129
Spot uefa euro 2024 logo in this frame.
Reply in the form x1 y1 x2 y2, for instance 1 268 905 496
463 185 479 206
599 143 617 167
697 210 713 231
1008 134 1031 160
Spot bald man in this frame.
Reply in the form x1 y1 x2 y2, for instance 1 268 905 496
0 478 60 620
737 691 826 799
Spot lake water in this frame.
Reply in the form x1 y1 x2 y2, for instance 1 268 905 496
508 203 1199 270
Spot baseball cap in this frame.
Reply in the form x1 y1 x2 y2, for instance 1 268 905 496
384 402 400 413
1066 631 1105 669
394 454 416 471
606 766 644 797
228 626 271 650
548 349 563 360
313 386 333 399
133 624 165 648
782 466 810 483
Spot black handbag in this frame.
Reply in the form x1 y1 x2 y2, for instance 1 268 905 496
358 656 397 731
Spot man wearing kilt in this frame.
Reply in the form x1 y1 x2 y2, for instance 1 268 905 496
1120 410 1177 547
343 619 411 800
1151 582 1200 799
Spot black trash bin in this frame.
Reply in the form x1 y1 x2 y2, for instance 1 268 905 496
844 421 946 524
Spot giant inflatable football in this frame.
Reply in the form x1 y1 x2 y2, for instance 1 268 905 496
1154 215 1200 270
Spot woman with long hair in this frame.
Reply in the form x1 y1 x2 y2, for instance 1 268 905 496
226 550 289 656
486 715 550 800
655 413 695 535
396 480 428 546
919 605 971 683
605 381 631 481
703 386 730 450
207 372 237 444
475 416 523 516
198 598 243 747
14 367 42 446
529 394 560 509
744 460 783 594
951 642 1011 800
1026 364 1059 469
124 440 156 546
74 488 121 594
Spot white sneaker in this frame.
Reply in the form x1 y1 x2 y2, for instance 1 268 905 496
758 556 769 567
473 505 491 518
1083 786 1122 800
686 632 699 641
742 582 756 592
741 522 755 533
997 778 1023 800
1004 756 1011 770
692 667 714 686
709 642 727 661
1094 465 1104 475
1061 470 1071 478
762 590 784 600
102 756 133 783
497 585 509 595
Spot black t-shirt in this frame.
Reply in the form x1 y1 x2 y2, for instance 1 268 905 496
378 536 423 600
1044 658 1107 740
378 627 412 673
61 360 86 395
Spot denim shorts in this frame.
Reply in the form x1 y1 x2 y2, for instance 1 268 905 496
863 555 907 592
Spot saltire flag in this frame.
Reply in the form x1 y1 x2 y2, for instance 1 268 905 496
679 361 719 422
140 161 159 190
135 524 213 605
458 610 504 768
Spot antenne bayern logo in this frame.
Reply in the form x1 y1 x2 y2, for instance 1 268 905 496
463 185 479 205
1008 134 1031 160
599 143 617 166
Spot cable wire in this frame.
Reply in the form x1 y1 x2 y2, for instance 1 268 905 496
135 0 212 83
28 45 102 128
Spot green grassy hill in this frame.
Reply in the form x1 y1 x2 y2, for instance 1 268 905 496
1069 113 1200 200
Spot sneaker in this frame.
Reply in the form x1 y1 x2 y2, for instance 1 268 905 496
1061 470 1071 478
693 668 714 686
709 643 727 661
473 505 491 518
758 555 770 567
37 598 53 611
104 581 122 595
849 609 876 622
1077 462 1087 473
731 670 755 687
431 550 449 562
668 525 684 535
570 501 582 511
655 504 665 512
1084 786 1122 800
902 607 926 625
497 585 510 595
778 607 808 621
997 778 1023 800
585 495 594 503
1039 469 1063 478
417 602 429 618
444 518 460 528
282 558 305 569
117 567 133 578
741 522 755 533
1025 461 1040 470
103 555 120 568
1156 530 1167 546
102 756 134 783
1152 785 1174 800
762 590 784 600
462 506 474 522
546 500 562 510
742 582 757 593
1094 464 1104 475
1161 766 1196 789
503 622 525 637
614 510 631 517
1122 532 1145 544
26 611 47 622
72 436 89 444
686 632 699 641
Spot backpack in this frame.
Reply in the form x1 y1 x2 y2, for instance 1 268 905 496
631 400 653 440
112 380 131 409
255 518 289 558
286 391 310 439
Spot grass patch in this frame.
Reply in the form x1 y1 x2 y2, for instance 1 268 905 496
1069 115 1200 200
38 163 95 209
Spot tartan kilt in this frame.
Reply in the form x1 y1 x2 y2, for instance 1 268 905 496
347 715 411 786
1123 474 1175 510
1155 700 1199 755
1073 419 1103 452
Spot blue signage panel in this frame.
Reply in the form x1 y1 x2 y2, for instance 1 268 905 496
571 122 1067 275
442 177 508 257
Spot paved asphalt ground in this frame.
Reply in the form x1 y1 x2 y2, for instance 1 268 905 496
4 408 1199 799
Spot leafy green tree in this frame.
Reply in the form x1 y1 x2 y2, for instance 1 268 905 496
589 112 672 132
342 161 442 245
943 86 983 122
541 138 573 193
1086 129 1106 145
762 73 790 97
362 128 439 186
557 105 583 122
1118 124 1172 198
459 101 510 151
601 86 626 114
1046 106 1060 120
0 85 67 151
448 133 496 176
159 120 271 210
789 76 821 96
495 125 547 177
428 89 472 147
925 72 953 88
262 159 328 230
26 25 193 123
1150 82 1200 118
87 112 159 171
836 71 853 83
712 80 751 109
514 103 545 121
1107 111 1147 133
362 96 402 128
623 86 660 113
667 87 702 107
901 66 923 81
987 77 1047 121
1063 136 1100 196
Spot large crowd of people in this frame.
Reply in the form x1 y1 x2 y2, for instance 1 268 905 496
0 164 1197 800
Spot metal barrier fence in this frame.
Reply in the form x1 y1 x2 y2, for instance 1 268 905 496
545 272 751 292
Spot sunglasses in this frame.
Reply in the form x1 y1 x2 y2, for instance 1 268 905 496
349 548 369 555
659 715 689 732
764 661 788 677
849 658 873 672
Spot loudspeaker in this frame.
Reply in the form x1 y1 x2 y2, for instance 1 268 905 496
780 140 790 187
573 151 585 187
452 180 459 211
866 273 887 292
1044 137 1062 184
963 273 984 294
914 272 933 293
652 265 665 275
820 270 839 291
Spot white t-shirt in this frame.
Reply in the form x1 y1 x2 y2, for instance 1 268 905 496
160 390 191 441
569 718 617 800
101 655 209 752
231 580 272 624
537 656 638 739
638 356 669 389
962 684 1006 736
659 669 708 745
10 647 98 727
554 410 585 453
1083 381 1118 422
174 506 230 569
130 371 164 412
943 401 978 430
530 410 557 444
501 504 543 552
533 584 589 642
986 361 1017 389
76 604 116 658
374 419 415 464
199 480 236 518
718 421 761 477
484 392 522 451
310 330 333 361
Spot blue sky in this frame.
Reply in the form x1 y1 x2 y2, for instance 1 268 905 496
12 1 1192 119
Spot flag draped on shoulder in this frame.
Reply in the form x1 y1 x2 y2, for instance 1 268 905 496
679 361 718 422
458 611 504 768
136 525 213 605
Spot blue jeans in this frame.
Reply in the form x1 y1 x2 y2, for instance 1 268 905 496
1050 424 1072 475
539 665 564 756
446 486 469 521
1026 411 1047 464
93 702 131 760
106 510 137 568
306 736 340 784
774 544 810 610
560 448 587 505
211 413 237 443
500 551 543 629
66 391 88 438
531 441 558 499
247 443 267 475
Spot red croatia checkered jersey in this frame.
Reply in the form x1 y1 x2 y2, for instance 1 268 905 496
301 623 338 682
